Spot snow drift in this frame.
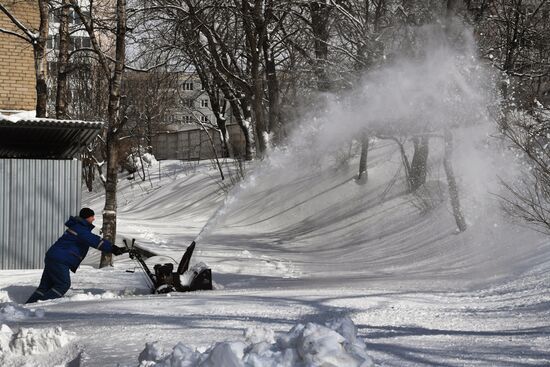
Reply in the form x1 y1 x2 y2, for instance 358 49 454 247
138 317 373 367
0 292 44 322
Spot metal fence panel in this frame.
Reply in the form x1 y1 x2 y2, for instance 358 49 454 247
152 125 245 161
0 159 81 269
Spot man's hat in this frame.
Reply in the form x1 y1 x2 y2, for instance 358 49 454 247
79 208 95 219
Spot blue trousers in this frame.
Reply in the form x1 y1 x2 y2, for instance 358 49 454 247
26 259 71 303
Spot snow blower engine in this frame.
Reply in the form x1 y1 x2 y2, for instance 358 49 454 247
123 239 212 294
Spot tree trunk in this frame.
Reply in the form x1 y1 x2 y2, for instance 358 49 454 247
56 0 70 119
409 136 429 192
237 97 255 160
100 138 119 267
251 42 268 153
443 130 467 232
100 0 127 268
263 39 282 142
239 0 268 157
309 1 331 92
211 77 253 160
197 122 225 180
192 56 232 158
218 100 233 157
83 156 94 192
357 133 369 183
34 0 49 117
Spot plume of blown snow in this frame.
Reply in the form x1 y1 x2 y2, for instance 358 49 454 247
196 21 496 242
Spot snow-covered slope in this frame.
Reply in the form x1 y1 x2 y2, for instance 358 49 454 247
1 133 548 366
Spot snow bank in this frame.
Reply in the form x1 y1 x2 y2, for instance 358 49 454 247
138 317 374 367
0 324 78 366
0 303 45 322
0 292 44 322
0 291 79 366
1 326 74 356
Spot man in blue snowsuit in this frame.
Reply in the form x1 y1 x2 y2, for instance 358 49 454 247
26 208 127 303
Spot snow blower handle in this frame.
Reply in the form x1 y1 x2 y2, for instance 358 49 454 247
124 238 142 261
124 238 156 289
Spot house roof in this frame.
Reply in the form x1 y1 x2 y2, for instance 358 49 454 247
0 118 103 159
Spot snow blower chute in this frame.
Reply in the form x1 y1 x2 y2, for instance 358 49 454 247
123 239 212 294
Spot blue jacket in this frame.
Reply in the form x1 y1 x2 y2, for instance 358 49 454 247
46 216 114 272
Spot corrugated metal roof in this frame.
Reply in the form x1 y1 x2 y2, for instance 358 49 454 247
0 118 103 159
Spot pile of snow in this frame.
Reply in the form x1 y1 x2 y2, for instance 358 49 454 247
126 147 158 176
0 292 44 321
67 291 121 302
0 304 45 322
142 153 158 166
0 325 74 356
138 317 374 367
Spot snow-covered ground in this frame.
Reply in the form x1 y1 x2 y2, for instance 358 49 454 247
1 144 549 366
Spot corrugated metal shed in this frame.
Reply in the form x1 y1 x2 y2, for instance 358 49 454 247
0 159 82 269
0 117 102 269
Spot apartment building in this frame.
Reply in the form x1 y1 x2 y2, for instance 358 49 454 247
166 73 216 130
150 72 247 160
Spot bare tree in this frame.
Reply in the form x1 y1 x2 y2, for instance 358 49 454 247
409 136 430 192
357 132 369 183
71 0 128 267
123 70 178 154
443 130 467 232
500 109 550 233
472 0 550 104
309 0 333 92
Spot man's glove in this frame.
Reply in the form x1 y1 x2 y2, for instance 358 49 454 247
111 244 128 256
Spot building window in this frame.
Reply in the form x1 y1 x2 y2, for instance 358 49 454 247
183 82 194 91
182 99 194 108
71 36 91 51
200 115 210 123
183 115 192 124
81 37 91 48
50 10 60 23
54 35 60 50
47 35 90 51
50 9 89 24
72 10 80 25
200 99 208 108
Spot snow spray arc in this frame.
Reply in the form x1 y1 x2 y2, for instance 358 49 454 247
192 22 500 247
123 239 212 294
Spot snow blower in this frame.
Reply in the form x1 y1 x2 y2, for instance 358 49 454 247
123 239 212 294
